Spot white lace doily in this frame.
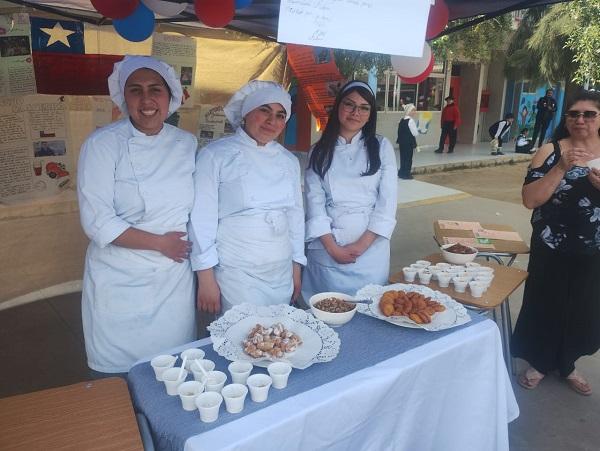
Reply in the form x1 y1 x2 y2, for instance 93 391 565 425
356 283 471 331
207 303 341 369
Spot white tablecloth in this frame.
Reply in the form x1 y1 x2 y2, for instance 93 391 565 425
183 319 518 451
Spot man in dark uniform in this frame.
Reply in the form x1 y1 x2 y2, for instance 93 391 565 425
435 96 461 153
531 89 557 149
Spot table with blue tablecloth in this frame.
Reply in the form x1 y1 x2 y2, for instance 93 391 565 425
128 312 518 451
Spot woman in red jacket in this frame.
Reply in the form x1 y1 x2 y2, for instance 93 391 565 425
435 96 461 154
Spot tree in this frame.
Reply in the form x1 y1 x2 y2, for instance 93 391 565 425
505 1 600 87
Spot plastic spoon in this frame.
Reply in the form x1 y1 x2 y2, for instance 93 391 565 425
194 359 210 379
177 355 188 381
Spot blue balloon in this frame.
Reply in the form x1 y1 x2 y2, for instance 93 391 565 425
235 0 253 9
113 2 155 42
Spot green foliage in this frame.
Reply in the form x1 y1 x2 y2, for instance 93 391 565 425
333 50 390 79
431 14 512 62
505 1 600 86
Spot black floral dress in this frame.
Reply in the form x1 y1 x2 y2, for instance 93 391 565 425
511 141 600 376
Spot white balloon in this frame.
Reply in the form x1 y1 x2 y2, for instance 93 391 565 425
391 43 432 79
141 0 187 17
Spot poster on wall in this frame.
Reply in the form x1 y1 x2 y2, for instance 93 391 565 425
0 95 72 204
152 33 196 109
196 104 234 148
0 13 36 97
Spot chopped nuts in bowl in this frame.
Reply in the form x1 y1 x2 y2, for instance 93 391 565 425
309 292 357 327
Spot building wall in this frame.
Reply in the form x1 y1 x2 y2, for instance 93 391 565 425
479 51 508 142
457 63 484 144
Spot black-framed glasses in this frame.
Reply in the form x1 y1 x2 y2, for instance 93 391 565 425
341 100 371 115
565 110 599 120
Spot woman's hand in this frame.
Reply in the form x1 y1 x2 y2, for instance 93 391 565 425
291 263 302 304
320 234 356 264
559 147 593 171
344 231 377 258
196 269 221 314
157 231 192 263
589 168 600 190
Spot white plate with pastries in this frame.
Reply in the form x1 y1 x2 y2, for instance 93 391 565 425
207 303 341 369
355 283 471 331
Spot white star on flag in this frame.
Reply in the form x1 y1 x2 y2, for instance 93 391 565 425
40 22 75 47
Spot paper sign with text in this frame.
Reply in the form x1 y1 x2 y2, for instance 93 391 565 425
278 0 430 56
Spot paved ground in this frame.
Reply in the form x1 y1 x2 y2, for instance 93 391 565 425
2 149 599 450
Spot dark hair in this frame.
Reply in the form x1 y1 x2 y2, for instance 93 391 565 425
309 81 380 178
520 128 528 134
552 90 600 141
505 113 514 120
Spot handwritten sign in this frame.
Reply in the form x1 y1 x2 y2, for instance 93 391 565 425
277 0 430 56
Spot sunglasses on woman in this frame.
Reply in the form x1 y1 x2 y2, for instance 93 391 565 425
565 110 599 120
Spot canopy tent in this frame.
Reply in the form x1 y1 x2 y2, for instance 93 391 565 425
2 0 571 42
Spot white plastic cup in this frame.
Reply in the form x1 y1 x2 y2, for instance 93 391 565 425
150 354 177 381
221 383 248 414
177 380 204 411
437 271 452 288
477 267 494 276
469 280 486 298
192 359 216 381
402 267 417 282
267 362 292 389
247 374 272 402
465 262 481 268
428 266 440 280
195 392 223 423
162 367 188 396
435 262 451 270
452 276 469 293
228 361 253 385
415 260 431 267
457 271 473 282
180 348 206 371
200 370 227 393
417 269 432 285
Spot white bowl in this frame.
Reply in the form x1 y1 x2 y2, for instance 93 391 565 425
309 292 357 327
440 243 478 264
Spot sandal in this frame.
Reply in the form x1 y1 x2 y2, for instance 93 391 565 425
566 370 592 396
518 367 545 390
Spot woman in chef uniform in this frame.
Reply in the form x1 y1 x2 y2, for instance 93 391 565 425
77 56 197 374
302 80 398 300
189 80 305 315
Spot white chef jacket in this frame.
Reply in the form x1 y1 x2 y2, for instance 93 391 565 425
189 127 306 312
302 132 398 300
77 118 197 373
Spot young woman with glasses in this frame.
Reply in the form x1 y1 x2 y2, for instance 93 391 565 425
512 91 600 396
302 80 398 300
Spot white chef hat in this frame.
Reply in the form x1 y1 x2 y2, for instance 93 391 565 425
403 103 416 115
108 55 183 116
223 80 292 128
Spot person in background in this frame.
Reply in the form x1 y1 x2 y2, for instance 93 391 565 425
515 128 533 154
512 90 600 396
531 88 557 149
435 95 461 154
190 80 305 315
77 56 197 375
397 103 418 179
302 80 398 300
489 113 515 156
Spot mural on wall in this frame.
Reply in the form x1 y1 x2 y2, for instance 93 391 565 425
517 84 564 139
415 111 433 135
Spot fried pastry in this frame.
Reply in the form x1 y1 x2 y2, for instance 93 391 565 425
379 289 446 324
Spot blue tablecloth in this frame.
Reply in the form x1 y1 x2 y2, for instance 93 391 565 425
128 312 485 451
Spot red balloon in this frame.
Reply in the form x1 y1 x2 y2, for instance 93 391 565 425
425 0 449 40
195 0 235 28
91 0 140 19
400 55 435 84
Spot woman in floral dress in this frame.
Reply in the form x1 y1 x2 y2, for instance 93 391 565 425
512 91 600 395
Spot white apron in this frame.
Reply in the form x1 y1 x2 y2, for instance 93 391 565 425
82 243 195 373
215 211 293 311
301 207 390 300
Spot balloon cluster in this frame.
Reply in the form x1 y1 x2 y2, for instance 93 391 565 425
391 0 448 84
90 0 254 42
